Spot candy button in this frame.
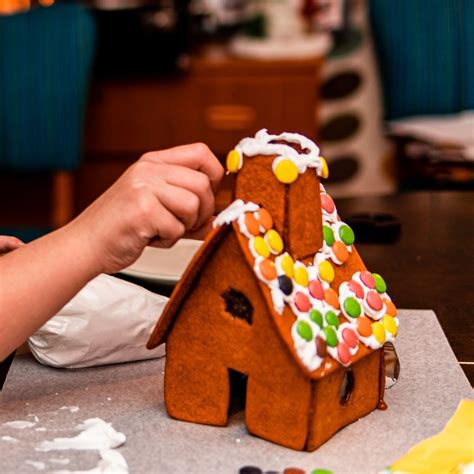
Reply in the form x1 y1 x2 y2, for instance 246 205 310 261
320 156 329 179
274 159 299 184
265 229 283 254
332 240 349 263
325 310 339 328
283 469 305 474
252 236 270 258
294 265 309 287
360 271 375 289
310 309 323 328
259 259 277 281
278 275 293 296
337 342 351 365
226 149 241 173
308 280 324 300
324 288 340 309
239 466 263 474
323 225 335 246
320 193 335 214
296 320 313 341
323 326 338 347
311 470 333 474
373 273 387 293
316 335 327 357
281 254 295 278
338 224 355 245
384 299 398 317
244 213 260 236
367 290 383 311
342 327 358 348
318 260 335 283
343 297 361 318
383 315 397 336
348 279 364 298
372 322 386 344
357 316 372 337
294 292 311 312
256 208 273 231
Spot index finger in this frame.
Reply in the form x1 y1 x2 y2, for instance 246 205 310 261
141 143 224 192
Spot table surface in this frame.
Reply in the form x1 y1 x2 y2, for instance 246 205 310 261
0 310 471 474
121 191 474 385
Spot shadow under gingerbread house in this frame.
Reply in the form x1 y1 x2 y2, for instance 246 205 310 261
148 130 399 451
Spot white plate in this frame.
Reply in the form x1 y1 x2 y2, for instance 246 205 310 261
119 239 203 285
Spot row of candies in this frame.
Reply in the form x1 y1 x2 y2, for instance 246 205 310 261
229 197 398 371
239 466 332 474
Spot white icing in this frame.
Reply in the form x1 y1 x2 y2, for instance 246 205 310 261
54 449 128 474
1 435 18 442
36 427 47 432
50 458 71 465
235 129 323 177
38 418 126 452
3 420 36 429
59 406 79 414
25 460 46 471
291 320 323 371
213 199 259 228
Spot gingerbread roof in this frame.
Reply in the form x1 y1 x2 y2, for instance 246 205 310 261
147 130 399 379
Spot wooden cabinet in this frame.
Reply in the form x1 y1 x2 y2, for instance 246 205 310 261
79 48 323 211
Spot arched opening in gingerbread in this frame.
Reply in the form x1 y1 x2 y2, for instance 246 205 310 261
221 288 254 325
339 369 355 406
228 368 248 417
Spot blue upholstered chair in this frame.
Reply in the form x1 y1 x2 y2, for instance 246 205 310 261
370 0 474 120
0 3 95 235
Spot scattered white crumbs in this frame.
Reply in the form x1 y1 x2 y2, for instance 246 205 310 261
49 458 70 465
1 435 18 442
3 420 36 429
25 460 46 471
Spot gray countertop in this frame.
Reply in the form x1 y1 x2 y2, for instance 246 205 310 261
0 310 472 474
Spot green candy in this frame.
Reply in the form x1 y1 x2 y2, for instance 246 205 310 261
325 310 339 328
310 309 323 328
339 224 355 245
297 320 313 341
323 225 335 246
344 296 361 318
323 326 338 347
373 273 387 293
311 470 333 474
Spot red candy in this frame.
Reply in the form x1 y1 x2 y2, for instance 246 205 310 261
342 328 358 348
348 279 364 298
337 342 352 365
308 280 324 300
360 271 375 289
367 290 383 311
294 292 311 312
320 193 335 214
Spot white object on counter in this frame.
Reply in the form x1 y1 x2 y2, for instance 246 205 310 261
28 274 167 368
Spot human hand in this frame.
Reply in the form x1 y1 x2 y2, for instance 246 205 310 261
0 235 24 256
68 143 224 274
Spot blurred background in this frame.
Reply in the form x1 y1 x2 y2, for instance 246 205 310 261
1 0 473 241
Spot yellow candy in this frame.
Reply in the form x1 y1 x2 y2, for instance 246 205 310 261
294 265 309 287
265 229 283 254
320 156 329 179
274 159 299 184
253 236 270 258
372 322 386 344
280 254 294 278
226 149 241 173
318 260 335 283
383 315 398 336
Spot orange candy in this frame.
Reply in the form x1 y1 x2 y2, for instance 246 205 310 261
357 316 372 337
324 288 340 309
257 208 273 231
244 213 260 236
332 240 349 263
384 299 398 317
259 259 277 281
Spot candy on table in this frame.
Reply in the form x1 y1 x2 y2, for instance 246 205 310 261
239 467 263 474
283 468 305 474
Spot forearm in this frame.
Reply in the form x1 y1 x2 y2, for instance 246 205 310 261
0 224 102 361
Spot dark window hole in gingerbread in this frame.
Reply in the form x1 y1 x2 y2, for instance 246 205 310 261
339 369 355 406
221 288 254 325
228 368 248 417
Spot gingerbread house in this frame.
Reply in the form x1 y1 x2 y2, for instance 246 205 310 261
147 130 399 451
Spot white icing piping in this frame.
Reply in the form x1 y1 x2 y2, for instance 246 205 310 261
213 200 259 228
